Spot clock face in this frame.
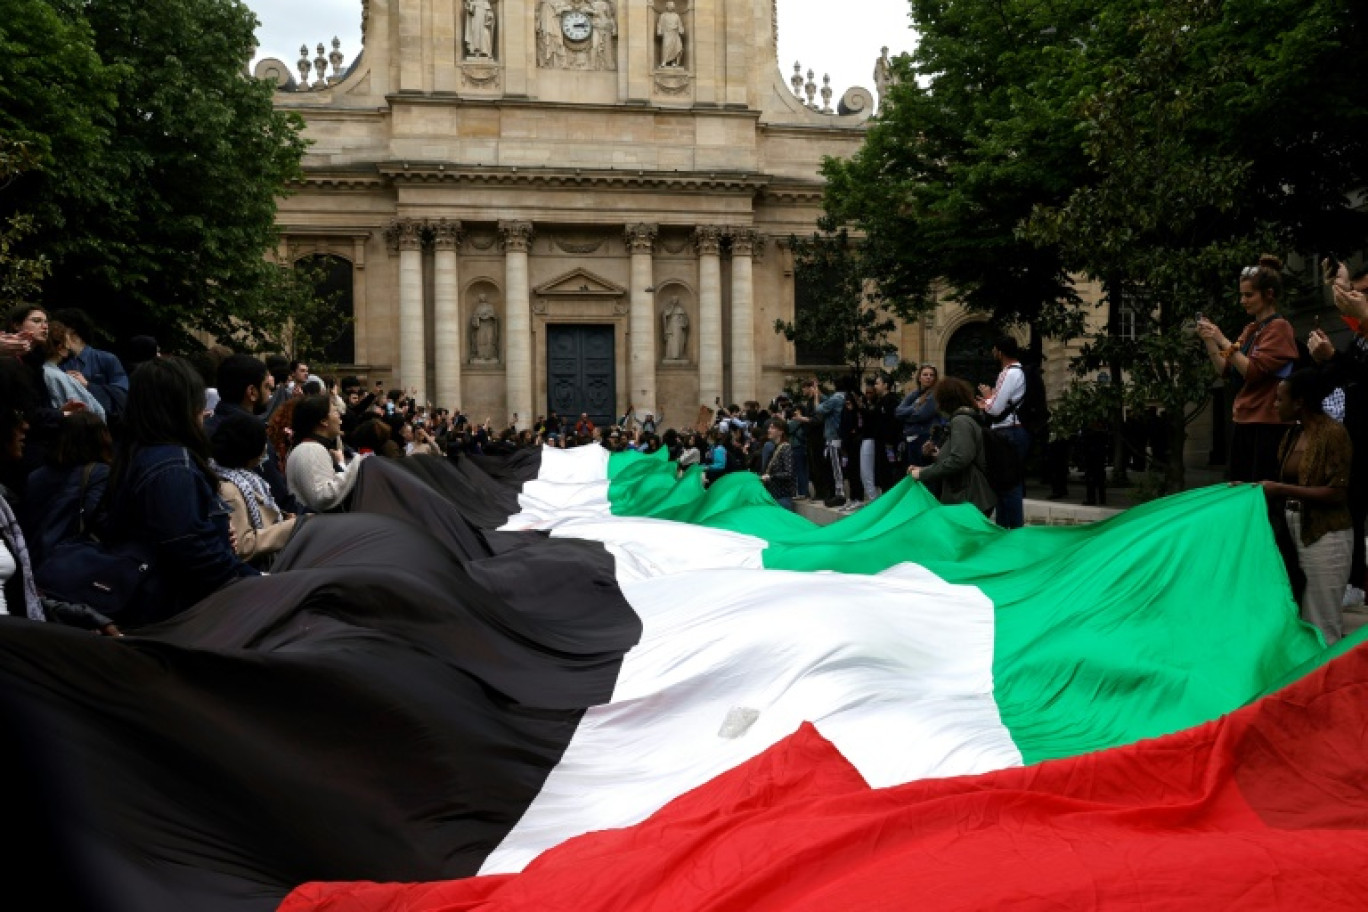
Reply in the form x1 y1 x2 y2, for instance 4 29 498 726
561 10 592 41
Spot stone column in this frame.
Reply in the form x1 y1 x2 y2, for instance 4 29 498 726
431 219 463 411
625 223 658 417
500 220 534 430
728 228 761 405
387 218 427 404
695 226 724 408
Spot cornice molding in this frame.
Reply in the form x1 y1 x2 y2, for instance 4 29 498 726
377 164 769 194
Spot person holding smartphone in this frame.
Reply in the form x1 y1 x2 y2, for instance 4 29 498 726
1308 256 1368 608
1195 254 1298 482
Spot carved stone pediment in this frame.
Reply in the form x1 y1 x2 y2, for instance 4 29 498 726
533 268 626 298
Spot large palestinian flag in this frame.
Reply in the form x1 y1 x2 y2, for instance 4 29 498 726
0 446 1356 911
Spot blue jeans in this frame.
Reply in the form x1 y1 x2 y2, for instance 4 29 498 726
994 425 1030 529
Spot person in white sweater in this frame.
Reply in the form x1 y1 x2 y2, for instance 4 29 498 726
285 394 365 513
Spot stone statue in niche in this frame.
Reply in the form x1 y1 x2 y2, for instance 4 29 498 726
661 297 689 361
465 0 497 59
590 0 617 71
536 0 566 68
657 1 685 68
470 294 500 362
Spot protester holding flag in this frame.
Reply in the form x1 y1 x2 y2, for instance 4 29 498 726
101 356 260 626
286 394 366 513
908 376 996 516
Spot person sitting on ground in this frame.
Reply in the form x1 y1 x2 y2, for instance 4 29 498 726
286 394 365 513
211 412 298 570
101 357 259 626
908 376 996 517
22 410 111 570
52 307 129 423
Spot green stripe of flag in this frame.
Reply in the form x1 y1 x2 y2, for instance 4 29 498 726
605 449 1325 763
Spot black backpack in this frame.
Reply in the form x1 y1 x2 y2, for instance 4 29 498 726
977 416 1025 495
1003 363 1051 435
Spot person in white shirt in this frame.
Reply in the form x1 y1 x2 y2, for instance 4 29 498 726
977 335 1029 528
286 394 366 513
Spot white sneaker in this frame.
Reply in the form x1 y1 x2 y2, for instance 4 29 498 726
840 501 864 513
1343 585 1365 610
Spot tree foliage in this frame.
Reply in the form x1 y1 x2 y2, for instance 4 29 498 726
774 230 907 387
0 0 308 353
821 0 1368 489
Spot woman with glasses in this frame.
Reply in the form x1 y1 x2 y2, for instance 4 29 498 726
1196 255 1299 481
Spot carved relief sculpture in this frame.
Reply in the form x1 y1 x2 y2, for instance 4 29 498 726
590 0 617 71
657 2 685 68
661 297 690 361
470 294 500 362
536 0 567 68
465 0 497 59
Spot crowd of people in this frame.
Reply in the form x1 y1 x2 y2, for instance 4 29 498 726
3 256 1365 645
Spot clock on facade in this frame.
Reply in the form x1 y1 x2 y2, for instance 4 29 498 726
561 10 592 42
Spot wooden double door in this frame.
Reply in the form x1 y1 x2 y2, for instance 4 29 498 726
546 324 615 428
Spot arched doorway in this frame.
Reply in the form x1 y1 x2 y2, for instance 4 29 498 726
294 254 355 366
944 321 999 389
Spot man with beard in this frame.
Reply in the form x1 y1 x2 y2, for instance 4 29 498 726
205 354 299 514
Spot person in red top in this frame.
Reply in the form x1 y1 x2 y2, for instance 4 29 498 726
1197 254 1300 482
574 412 595 440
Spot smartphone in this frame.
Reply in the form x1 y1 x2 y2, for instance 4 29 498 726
1323 255 1342 282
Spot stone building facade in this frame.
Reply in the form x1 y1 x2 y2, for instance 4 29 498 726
262 0 1154 459
260 0 897 428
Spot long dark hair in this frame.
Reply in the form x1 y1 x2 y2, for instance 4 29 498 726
109 357 217 495
290 394 335 446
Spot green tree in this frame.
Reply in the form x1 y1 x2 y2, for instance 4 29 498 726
774 230 906 388
821 0 1097 354
0 143 49 309
1026 0 1368 491
0 0 308 352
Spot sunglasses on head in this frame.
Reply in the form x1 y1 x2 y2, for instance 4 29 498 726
1241 266 1260 278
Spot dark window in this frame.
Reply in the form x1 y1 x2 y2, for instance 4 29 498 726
793 273 843 366
295 254 355 366
945 322 999 389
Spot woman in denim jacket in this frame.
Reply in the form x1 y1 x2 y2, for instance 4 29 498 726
102 357 258 627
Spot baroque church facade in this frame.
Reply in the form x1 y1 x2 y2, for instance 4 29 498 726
259 0 1098 432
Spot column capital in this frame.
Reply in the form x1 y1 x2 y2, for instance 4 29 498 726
693 225 723 256
430 218 464 251
625 222 658 255
498 220 534 253
727 227 763 259
385 217 426 252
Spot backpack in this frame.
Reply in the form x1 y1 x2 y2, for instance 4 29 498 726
977 416 1025 495
1003 363 1051 435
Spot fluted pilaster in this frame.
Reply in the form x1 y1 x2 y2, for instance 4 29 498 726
625 223 659 416
500 220 534 430
695 226 724 408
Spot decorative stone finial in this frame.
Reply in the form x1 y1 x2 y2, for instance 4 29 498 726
329 37 344 77
821 74 833 113
791 62 804 97
804 69 817 108
298 45 311 86
314 43 328 86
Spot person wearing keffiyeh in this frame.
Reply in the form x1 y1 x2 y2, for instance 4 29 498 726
211 412 298 569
